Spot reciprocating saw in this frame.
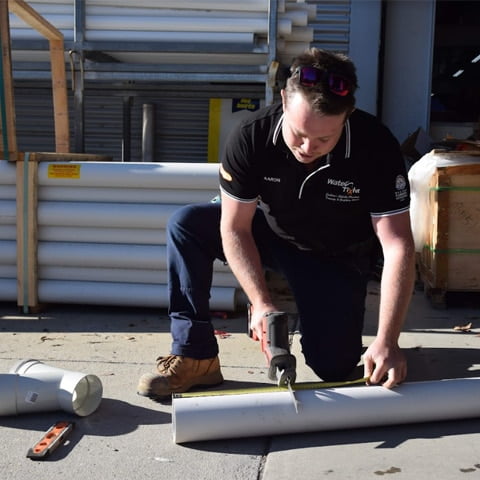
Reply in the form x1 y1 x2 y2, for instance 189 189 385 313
248 307 297 387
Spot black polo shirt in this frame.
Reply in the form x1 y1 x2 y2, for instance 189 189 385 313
219 103 410 254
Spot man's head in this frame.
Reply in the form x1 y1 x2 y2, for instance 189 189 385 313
280 49 358 166
283 48 358 116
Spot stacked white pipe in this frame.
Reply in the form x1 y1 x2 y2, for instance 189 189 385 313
0 161 17 301
10 0 315 68
0 160 241 310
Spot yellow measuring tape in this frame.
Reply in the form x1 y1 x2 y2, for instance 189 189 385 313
174 377 369 399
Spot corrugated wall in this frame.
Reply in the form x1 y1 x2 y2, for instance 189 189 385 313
310 0 350 52
13 1 351 163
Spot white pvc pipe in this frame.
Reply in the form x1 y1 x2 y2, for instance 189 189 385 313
38 201 179 228
283 26 314 43
38 226 166 244
86 30 254 44
38 162 219 189
39 266 239 287
0 279 16 301
87 7 277 20
10 13 292 35
89 16 292 36
0 160 16 184
2 159 241 310
279 10 308 27
0 265 16 277
27 0 287 13
84 0 286 13
172 377 480 443
5 359 103 416
38 280 237 310
286 2 317 21
0 241 16 263
0 225 16 240
38 186 217 204
38 242 231 271
103 52 269 67
0 186 16 200
9 28 73 41
0 200 16 224
38 242 166 269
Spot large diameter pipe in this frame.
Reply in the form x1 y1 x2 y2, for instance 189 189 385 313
39 266 239 287
92 16 293 36
39 186 218 204
0 186 16 200
38 226 166 244
38 201 179 228
0 279 17 301
84 30 253 44
85 0 286 13
4 359 103 417
172 377 480 443
38 280 237 310
0 240 16 263
0 200 16 224
0 160 17 184
38 162 219 189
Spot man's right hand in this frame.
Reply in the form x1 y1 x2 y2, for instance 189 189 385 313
248 303 279 341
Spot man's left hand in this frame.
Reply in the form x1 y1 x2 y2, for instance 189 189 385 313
363 339 407 388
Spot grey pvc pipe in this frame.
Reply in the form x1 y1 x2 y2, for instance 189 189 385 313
172 377 480 443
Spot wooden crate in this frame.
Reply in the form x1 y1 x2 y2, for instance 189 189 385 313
418 161 480 306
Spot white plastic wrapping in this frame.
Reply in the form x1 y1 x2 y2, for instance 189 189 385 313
408 151 480 251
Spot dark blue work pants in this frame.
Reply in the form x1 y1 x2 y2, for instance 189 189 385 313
167 202 369 381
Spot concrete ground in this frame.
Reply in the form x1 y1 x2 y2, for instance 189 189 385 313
0 280 479 479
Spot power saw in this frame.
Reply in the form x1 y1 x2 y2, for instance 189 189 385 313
248 306 297 387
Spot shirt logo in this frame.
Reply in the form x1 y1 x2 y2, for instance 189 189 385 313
220 164 233 182
326 178 360 203
264 177 281 183
396 175 407 190
395 174 408 201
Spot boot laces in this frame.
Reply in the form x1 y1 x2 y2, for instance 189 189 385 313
156 354 181 373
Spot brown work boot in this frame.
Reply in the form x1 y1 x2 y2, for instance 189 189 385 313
137 355 223 399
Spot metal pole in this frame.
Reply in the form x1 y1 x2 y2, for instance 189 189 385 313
122 96 132 162
142 103 155 162
73 0 85 152
266 0 278 105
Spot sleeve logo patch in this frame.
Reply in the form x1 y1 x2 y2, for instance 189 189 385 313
395 175 408 201
395 175 407 190
220 164 233 182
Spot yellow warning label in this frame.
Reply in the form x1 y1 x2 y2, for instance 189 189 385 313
48 164 81 179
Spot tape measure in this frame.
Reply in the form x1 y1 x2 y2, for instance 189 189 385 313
174 377 368 399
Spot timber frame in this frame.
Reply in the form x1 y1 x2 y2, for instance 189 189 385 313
0 0 69 160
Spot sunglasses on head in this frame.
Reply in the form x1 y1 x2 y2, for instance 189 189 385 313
293 66 352 97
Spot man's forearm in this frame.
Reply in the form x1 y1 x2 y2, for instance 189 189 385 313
377 243 415 344
222 230 272 307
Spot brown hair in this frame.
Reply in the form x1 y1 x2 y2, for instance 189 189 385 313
284 48 358 116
